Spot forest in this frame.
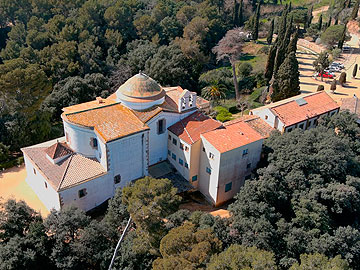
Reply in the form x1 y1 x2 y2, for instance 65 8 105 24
0 0 355 166
0 111 359 270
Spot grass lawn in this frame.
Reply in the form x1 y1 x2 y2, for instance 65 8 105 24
281 0 330 8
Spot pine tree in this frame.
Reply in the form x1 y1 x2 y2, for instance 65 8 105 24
265 42 277 85
267 19 274 45
353 64 358 77
271 52 300 102
318 14 323 30
287 30 299 54
351 0 360 20
253 2 261 40
338 25 347 49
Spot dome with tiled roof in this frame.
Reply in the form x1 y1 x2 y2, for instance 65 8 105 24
115 72 166 110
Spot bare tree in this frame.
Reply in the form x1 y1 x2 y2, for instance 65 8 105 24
237 96 250 116
212 28 247 100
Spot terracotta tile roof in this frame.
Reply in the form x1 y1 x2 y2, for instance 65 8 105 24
263 92 339 126
196 96 210 109
63 103 149 142
202 120 264 153
131 106 163 123
225 115 274 138
340 95 360 117
168 111 222 145
45 142 73 159
58 154 106 190
63 98 116 114
22 147 106 191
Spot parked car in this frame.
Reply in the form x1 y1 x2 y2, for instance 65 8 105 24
342 46 351 52
317 72 335 79
326 66 341 72
331 62 344 69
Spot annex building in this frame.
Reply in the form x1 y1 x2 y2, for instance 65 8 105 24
22 74 340 212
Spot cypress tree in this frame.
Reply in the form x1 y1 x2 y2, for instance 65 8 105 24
353 64 358 77
287 30 298 54
351 0 360 20
330 79 337 92
274 16 293 73
277 5 288 42
234 0 240 26
338 25 347 49
327 16 332 28
267 19 274 45
265 42 277 85
318 14 323 30
306 6 313 28
239 0 244 26
271 52 300 102
253 2 261 40
339 72 346 86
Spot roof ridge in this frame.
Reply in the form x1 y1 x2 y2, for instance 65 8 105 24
57 154 74 191
64 102 120 116
270 91 323 110
180 119 194 144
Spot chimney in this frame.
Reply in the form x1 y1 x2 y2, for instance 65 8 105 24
96 97 104 104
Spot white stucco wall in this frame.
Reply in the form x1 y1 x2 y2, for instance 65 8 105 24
148 110 195 165
119 96 165 111
107 131 148 188
63 121 99 158
167 131 191 180
24 155 61 211
216 139 263 205
251 108 284 131
59 173 112 212
178 91 197 113
197 137 221 205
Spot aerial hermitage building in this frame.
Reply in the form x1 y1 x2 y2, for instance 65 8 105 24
22 73 339 212
22 73 271 211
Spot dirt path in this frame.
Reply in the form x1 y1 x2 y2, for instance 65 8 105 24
0 165 49 216
312 5 329 23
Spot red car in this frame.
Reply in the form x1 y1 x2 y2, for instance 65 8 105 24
317 72 334 79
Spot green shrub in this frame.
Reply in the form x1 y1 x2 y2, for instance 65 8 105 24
214 106 232 122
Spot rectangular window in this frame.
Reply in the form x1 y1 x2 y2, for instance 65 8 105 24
242 149 248 156
180 143 184 150
168 135 171 140
44 181 47 188
202 147 205 152
90 137 98 149
179 158 184 166
158 119 165 134
265 115 268 120
172 153 176 160
247 163 251 169
287 127 293 132
185 162 189 169
298 123 304 129
209 152 214 159
192 175 198 181
172 138 177 146
168 150 171 156
245 174 251 180
206 167 212 174
225 182 232 192
33 168 36 175
78 188 87 198
185 146 189 152
114 174 121 184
